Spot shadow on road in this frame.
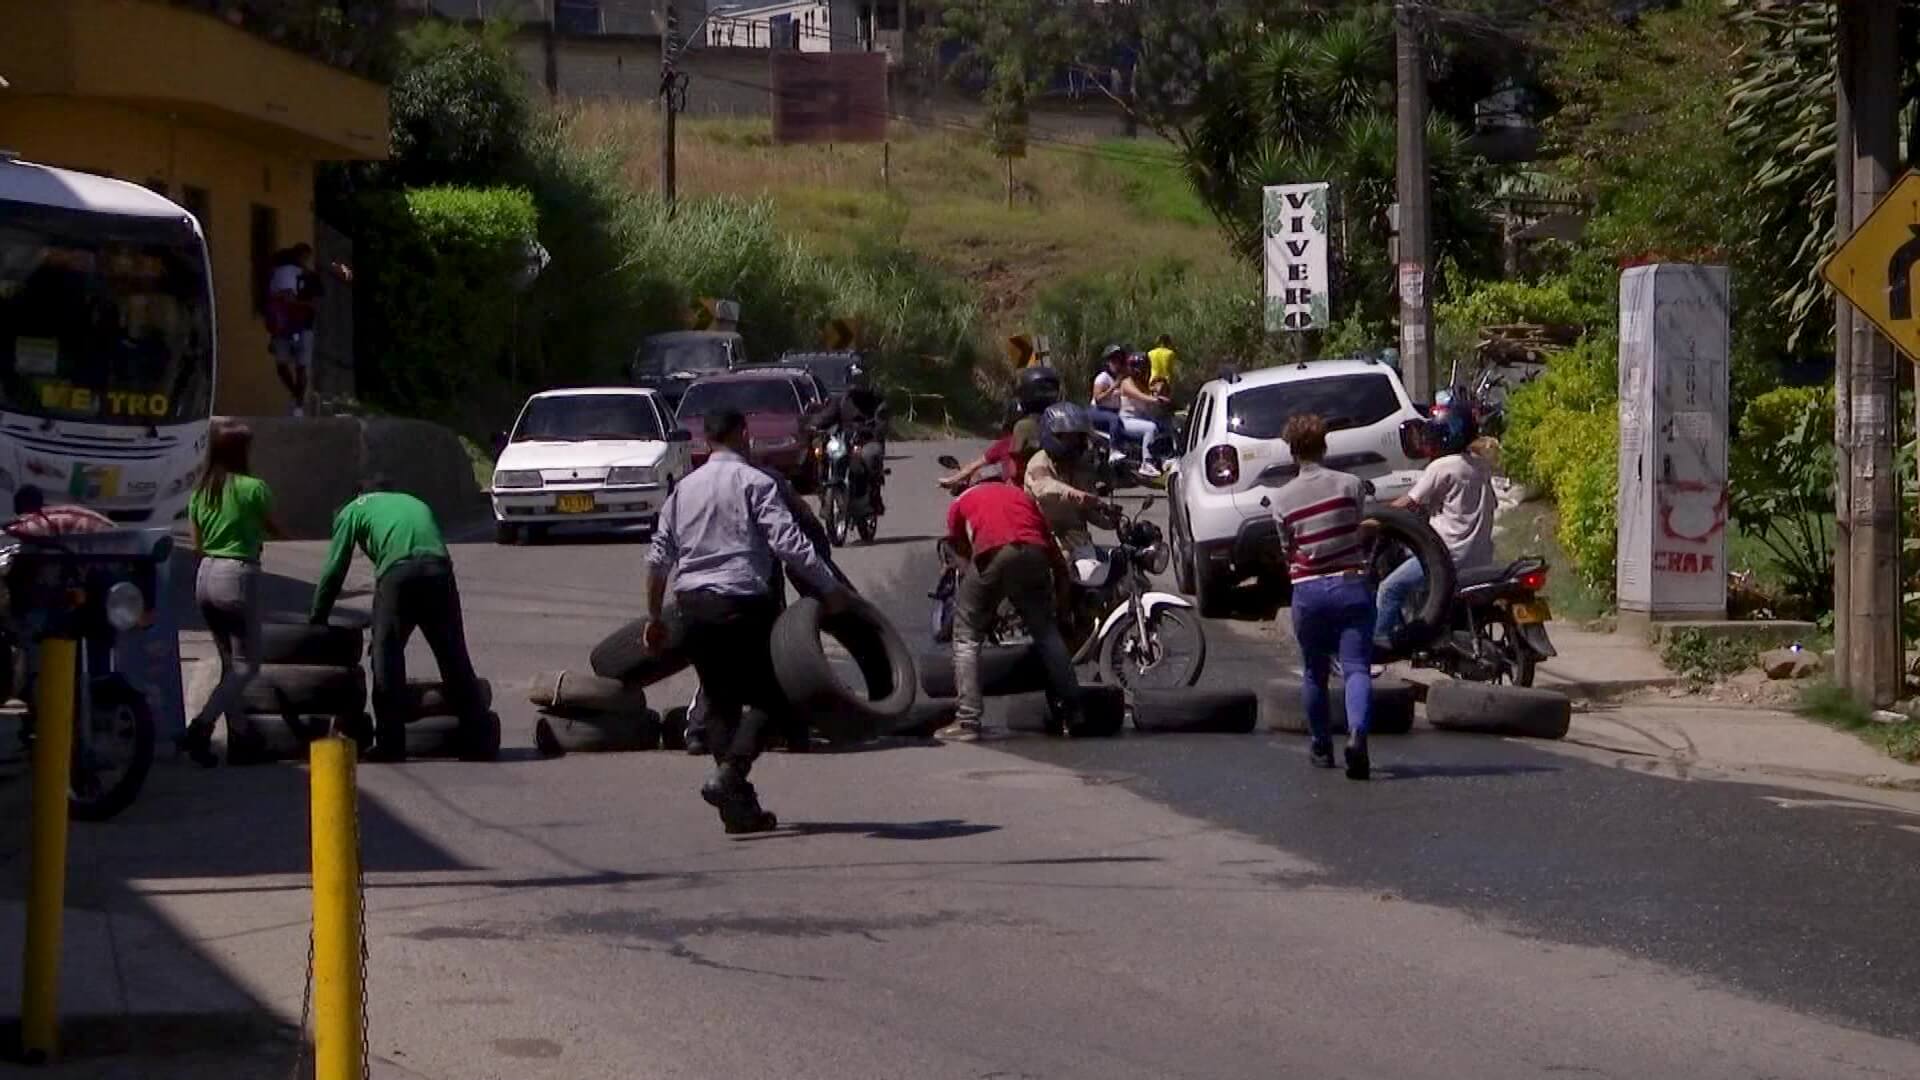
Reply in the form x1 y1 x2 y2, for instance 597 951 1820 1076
741 819 1002 842
1373 762 1564 782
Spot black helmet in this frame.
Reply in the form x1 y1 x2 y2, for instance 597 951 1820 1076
1427 409 1477 456
1017 365 1063 414
1039 402 1093 461
847 363 871 391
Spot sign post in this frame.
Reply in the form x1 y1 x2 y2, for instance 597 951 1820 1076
1263 183 1331 336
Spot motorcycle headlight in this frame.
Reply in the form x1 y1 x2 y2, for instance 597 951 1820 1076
492 470 543 490
606 466 657 486
1144 544 1171 576
106 581 145 632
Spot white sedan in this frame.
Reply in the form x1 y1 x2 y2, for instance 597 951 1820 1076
488 387 692 544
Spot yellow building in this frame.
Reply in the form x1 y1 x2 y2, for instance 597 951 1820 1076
0 0 389 415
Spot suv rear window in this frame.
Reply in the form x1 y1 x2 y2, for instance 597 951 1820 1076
1227 374 1401 440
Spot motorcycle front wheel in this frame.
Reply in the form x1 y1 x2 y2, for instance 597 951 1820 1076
822 487 850 548
855 507 878 544
69 676 155 823
1479 610 1536 688
1098 607 1207 690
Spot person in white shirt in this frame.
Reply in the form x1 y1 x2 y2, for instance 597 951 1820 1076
266 244 316 417
1375 411 1496 649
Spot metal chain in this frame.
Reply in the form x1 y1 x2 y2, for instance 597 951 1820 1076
289 929 314 1080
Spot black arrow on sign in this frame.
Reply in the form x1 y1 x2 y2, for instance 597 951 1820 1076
1889 224 1920 320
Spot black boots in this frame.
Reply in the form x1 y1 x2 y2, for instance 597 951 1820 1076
701 763 778 835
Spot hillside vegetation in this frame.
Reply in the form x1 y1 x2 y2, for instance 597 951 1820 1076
564 104 1245 342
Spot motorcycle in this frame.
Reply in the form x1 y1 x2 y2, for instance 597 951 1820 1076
821 424 884 546
1369 534 1558 687
5 528 169 821
928 496 1206 692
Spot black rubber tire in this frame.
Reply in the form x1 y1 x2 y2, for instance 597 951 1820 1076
1261 677 1419 736
1000 685 1125 738
916 645 1049 699
398 713 501 760
855 509 878 544
243 665 368 718
1194 557 1232 620
1170 491 1198 595
588 613 692 686
258 618 365 667
1426 681 1571 740
527 670 650 714
892 697 958 738
494 521 520 546
68 677 156 822
534 709 663 755
404 678 494 719
1129 687 1259 734
659 705 689 751
770 595 917 740
1365 507 1458 655
823 487 850 547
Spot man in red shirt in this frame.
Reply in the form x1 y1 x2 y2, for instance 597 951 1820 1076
942 481 1080 740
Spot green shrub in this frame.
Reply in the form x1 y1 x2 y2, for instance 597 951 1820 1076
1030 261 1269 401
1556 409 1619 590
356 186 539 427
1661 628 1761 684
1730 385 1834 614
1502 334 1618 491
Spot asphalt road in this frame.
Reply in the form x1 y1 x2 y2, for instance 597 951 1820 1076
51 438 1920 1079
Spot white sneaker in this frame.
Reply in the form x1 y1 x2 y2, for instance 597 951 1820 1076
1134 459 1162 479
936 720 983 742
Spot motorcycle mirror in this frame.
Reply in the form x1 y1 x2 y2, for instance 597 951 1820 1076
937 455 961 469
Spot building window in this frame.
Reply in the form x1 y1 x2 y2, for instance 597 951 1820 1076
554 0 600 34
181 187 212 238
250 204 279 315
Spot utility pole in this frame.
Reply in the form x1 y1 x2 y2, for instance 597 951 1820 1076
1836 0 1901 706
1394 0 1434 403
660 0 681 210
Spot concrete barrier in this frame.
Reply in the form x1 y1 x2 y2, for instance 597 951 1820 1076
232 417 484 540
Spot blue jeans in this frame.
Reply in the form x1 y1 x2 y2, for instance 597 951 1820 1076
1374 556 1426 642
1089 407 1125 445
1290 574 1375 746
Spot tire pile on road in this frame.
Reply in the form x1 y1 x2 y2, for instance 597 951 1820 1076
537 596 922 757
237 617 505 761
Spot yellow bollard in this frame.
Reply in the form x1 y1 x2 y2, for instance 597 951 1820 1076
309 735 364 1079
21 637 77 1062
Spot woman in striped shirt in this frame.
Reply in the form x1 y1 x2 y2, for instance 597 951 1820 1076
1269 413 1375 779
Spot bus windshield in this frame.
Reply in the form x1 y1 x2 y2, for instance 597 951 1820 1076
0 201 213 427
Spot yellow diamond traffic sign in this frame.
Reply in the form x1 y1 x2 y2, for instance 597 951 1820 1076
1823 170 1920 361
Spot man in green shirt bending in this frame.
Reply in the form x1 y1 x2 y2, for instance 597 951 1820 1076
310 482 492 763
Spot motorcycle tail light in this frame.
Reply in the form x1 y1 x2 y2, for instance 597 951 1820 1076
1520 568 1548 592
1204 445 1239 486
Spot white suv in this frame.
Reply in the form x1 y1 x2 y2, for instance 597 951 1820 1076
489 387 692 544
1168 358 1426 615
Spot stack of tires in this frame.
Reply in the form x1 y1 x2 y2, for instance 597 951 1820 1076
239 616 504 761
236 617 371 762
532 612 686 758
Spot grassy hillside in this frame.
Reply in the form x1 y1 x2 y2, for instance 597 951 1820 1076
563 104 1244 336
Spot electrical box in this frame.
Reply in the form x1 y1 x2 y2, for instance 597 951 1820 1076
1616 264 1731 619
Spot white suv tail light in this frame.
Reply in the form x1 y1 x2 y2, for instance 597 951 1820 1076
1204 445 1239 486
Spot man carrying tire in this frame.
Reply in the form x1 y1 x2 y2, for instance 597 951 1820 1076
310 481 493 763
1270 414 1374 780
1373 411 1496 653
645 407 851 834
941 480 1082 742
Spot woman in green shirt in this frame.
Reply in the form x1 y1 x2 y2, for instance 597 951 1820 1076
178 422 284 766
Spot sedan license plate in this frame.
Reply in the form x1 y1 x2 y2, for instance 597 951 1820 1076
554 494 596 514
1511 600 1551 625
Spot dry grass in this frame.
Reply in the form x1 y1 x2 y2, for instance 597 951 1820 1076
562 102 1240 328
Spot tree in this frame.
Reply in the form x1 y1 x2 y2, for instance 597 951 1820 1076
1112 4 1500 329
938 0 1095 199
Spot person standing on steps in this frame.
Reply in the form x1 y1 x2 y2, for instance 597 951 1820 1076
178 423 284 768
1148 334 1178 386
1374 410 1496 653
941 480 1083 742
1269 413 1374 780
309 481 492 764
644 408 852 834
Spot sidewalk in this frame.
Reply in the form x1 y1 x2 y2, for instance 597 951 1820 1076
1531 625 1683 699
